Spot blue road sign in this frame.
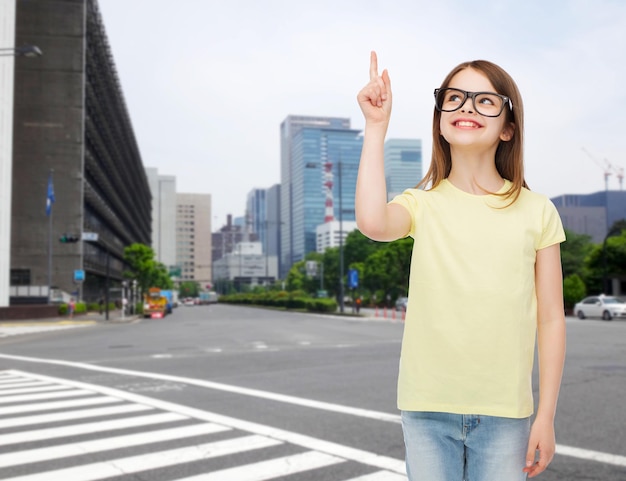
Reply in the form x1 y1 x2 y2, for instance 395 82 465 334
348 269 359 289
74 269 85 282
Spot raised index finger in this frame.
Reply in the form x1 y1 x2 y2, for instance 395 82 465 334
369 51 379 80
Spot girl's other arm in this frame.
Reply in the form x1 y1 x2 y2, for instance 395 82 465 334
355 51 410 242
524 243 566 478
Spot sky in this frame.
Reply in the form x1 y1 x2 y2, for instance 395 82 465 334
98 0 626 228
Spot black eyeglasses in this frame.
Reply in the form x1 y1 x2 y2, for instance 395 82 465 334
434 88 513 118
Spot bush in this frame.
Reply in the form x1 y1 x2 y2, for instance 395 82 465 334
58 302 86 315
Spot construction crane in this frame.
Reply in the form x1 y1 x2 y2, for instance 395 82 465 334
581 147 624 191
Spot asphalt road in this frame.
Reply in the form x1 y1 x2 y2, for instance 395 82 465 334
0 304 624 480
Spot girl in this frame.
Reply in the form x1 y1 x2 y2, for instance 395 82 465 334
355 52 566 480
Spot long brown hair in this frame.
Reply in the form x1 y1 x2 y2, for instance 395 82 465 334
417 60 527 203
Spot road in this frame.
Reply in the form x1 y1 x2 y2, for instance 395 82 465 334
0 304 624 480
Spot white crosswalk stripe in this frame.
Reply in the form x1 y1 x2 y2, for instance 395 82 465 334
0 369 407 480
172 451 346 481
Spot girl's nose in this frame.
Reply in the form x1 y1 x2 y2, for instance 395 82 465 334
460 96 474 113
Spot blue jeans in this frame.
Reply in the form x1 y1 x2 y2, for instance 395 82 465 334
401 411 530 481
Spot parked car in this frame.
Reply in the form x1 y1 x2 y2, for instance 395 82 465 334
573 295 626 321
395 296 409 311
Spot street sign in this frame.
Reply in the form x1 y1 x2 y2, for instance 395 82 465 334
82 232 99 241
348 269 359 289
305 260 318 277
74 269 85 282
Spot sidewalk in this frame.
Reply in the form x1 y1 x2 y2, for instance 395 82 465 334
0 309 141 326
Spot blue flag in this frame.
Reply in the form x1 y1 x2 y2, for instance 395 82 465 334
46 173 55 216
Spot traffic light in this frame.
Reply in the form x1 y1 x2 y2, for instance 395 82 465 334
59 234 80 243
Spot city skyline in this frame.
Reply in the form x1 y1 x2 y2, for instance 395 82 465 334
97 0 626 226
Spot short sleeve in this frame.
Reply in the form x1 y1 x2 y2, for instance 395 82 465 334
389 189 419 237
537 198 566 250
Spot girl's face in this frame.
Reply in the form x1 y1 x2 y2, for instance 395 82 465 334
439 68 514 152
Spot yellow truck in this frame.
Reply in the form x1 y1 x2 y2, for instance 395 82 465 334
143 287 168 318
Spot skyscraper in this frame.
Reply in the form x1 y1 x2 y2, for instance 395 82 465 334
384 138 423 199
279 115 362 278
145 167 176 269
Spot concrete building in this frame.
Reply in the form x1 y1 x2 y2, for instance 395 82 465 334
315 220 358 253
212 241 277 290
8 0 151 304
145 167 176 269
384 138 423 199
552 190 626 243
280 115 362 278
176 193 212 287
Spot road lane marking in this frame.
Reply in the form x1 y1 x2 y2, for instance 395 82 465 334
0 412 187 446
0 380 49 388
1 435 282 481
0 384 76 396
0 423 231 468
0 388 92 404
347 472 409 481
0 403 151 430
172 451 345 481
0 353 400 423
556 444 626 467
3 369 407 475
2 353 623 469
0 395 120 416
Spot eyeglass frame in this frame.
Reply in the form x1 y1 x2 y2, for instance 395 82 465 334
433 88 513 118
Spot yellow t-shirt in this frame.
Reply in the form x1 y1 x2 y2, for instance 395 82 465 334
389 179 566 418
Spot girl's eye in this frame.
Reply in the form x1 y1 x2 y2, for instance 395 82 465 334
477 95 497 106
447 93 462 102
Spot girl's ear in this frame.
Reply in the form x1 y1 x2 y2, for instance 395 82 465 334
500 122 515 141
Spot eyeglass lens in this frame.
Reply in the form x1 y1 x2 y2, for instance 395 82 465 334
435 88 506 117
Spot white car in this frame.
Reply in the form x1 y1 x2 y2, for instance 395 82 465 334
573 295 626 321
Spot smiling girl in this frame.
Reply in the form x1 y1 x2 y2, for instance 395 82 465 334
355 52 566 480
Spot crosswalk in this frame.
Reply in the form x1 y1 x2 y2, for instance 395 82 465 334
0 370 406 480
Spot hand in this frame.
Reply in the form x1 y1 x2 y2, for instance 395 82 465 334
523 418 556 478
356 51 392 125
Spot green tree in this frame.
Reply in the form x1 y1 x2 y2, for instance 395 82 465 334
123 243 173 293
560 229 594 279
585 222 626 294
179 281 199 298
362 237 413 305
563 274 586 310
286 260 306 292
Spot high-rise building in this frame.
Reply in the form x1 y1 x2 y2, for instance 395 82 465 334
246 188 266 244
384 138 423 199
8 0 151 305
265 184 281 274
145 167 176 270
551 190 626 243
280 115 362 278
176 193 212 287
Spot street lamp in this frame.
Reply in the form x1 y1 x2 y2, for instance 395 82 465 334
0 45 43 57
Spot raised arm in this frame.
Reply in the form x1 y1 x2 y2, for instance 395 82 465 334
355 51 410 242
